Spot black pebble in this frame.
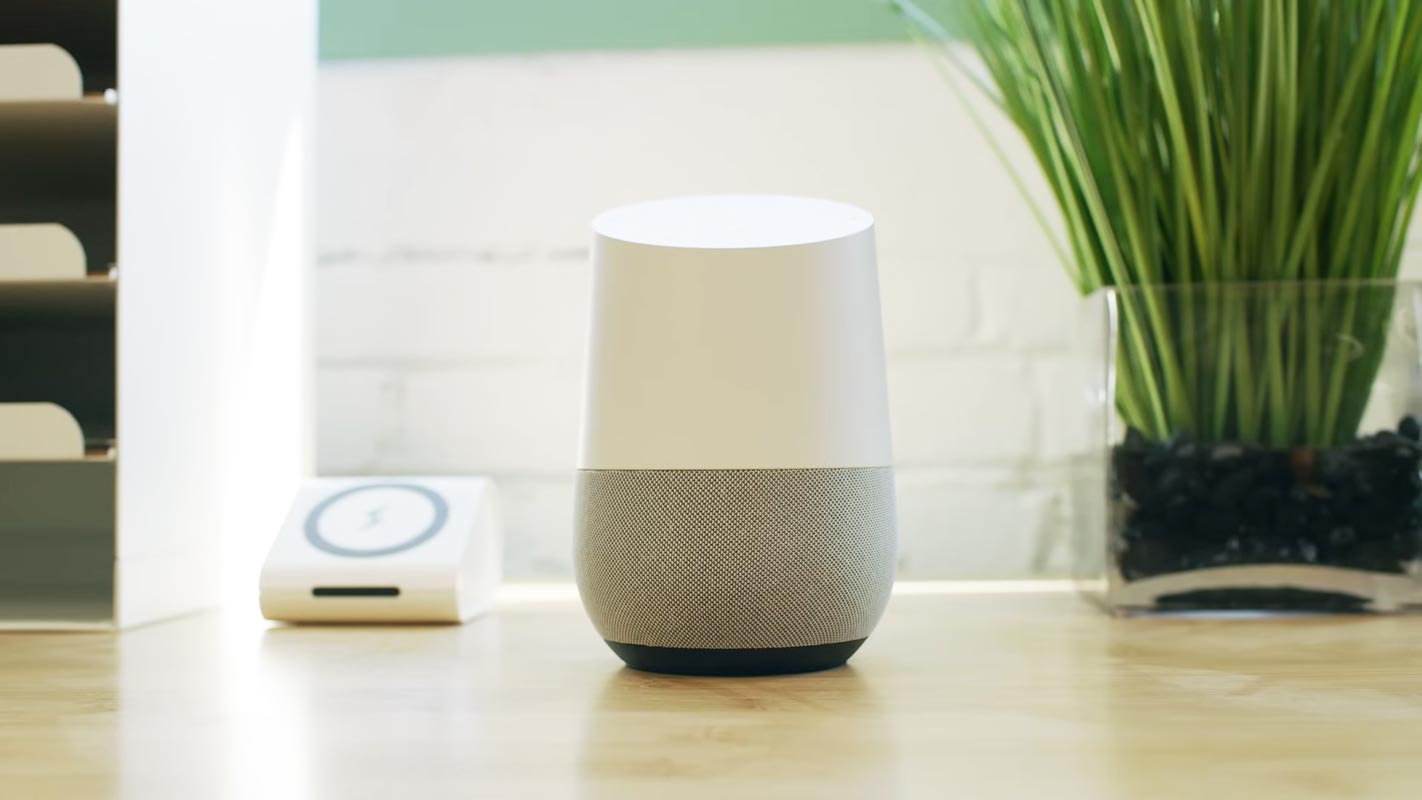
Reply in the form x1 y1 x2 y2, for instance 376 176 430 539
1109 419 1422 601
1210 468 1253 508
1210 443 1246 461
1123 427 1149 452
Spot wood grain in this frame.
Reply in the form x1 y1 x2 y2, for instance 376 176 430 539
2 585 1421 799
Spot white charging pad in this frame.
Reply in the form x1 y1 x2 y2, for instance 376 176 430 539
260 477 501 623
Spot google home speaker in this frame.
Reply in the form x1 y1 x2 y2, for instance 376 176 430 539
261 478 501 623
576 195 898 676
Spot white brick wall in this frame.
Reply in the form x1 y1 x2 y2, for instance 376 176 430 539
316 43 1422 578
312 43 1090 578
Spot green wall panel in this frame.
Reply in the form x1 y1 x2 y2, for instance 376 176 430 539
321 0 911 60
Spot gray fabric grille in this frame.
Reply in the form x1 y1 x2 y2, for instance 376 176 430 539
575 467 897 649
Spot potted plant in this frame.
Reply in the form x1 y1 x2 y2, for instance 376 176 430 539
896 0 1422 612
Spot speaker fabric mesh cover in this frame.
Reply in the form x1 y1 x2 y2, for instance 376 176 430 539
576 467 897 650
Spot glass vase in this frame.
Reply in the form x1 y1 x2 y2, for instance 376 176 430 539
1073 280 1422 613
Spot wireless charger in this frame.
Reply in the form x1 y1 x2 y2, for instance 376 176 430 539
260 477 501 623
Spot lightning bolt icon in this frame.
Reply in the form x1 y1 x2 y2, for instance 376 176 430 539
363 506 386 530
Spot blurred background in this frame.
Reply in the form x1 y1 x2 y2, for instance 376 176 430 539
313 0 1422 580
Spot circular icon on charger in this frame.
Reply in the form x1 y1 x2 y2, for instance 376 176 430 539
305 483 449 558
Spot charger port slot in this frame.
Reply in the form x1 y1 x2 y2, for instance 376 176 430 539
312 587 400 598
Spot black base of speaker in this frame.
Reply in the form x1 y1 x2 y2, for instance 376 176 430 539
605 639 867 676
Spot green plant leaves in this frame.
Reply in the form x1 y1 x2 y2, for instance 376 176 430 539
896 0 1422 446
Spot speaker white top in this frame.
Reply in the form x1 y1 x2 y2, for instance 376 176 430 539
592 194 874 250
581 194 894 470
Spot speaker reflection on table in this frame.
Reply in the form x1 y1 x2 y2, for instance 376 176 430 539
575 195 898 676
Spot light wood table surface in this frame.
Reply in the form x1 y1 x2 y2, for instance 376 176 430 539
4 583 1422 799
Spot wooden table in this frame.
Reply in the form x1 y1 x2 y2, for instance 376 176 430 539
4 584 1422 799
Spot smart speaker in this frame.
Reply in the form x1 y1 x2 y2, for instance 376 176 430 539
576 194 898 676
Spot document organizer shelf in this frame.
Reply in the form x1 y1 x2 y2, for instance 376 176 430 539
0 0 116 94
0 101 116 274
0 0 315 628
